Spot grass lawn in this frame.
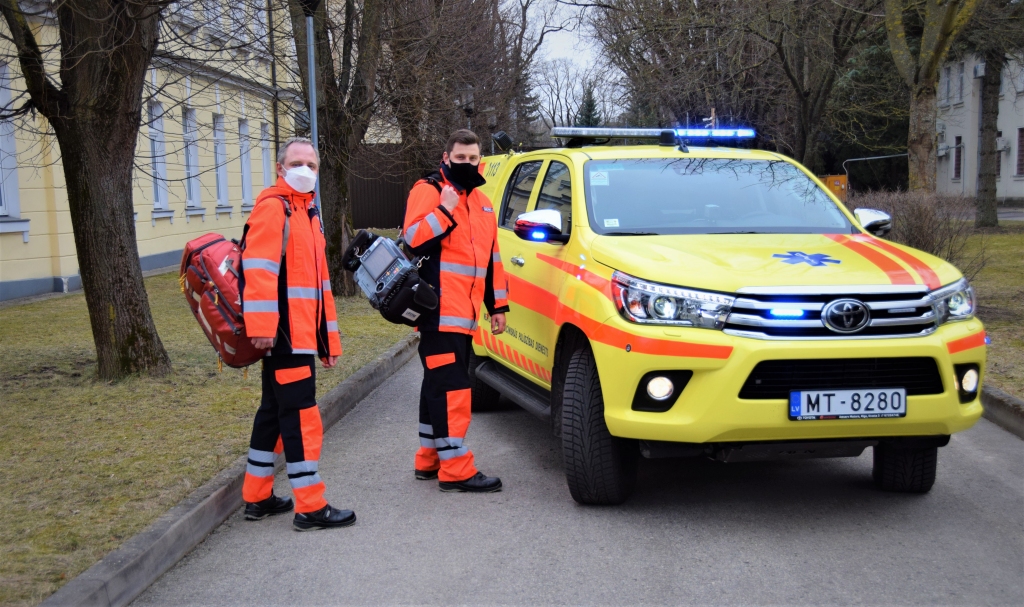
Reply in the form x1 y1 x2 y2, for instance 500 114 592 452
971 222 1024 398
0 269 411 606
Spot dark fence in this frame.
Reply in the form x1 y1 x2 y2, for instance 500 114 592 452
348 144 411 230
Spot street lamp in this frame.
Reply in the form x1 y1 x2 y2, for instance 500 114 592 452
299 0 321 204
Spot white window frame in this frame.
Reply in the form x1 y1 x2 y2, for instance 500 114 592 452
942 66 951 105
183 108 201 207
229 3 248 42
260 123 273 188
0 62 20 219
148 101 169 210
213 114 229 207
957 62 965 103
254 8 268 41
238 119 252 208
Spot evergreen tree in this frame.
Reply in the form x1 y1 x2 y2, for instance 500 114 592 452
575 84 603 127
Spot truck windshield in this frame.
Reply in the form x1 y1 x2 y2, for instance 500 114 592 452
584 158 854 235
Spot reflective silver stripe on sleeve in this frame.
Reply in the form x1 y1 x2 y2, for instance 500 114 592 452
492 251 502 263
248 448 277 464
425 212 443 236
244 300 278 313
438 316 477 330
322 280 331 292
419 423 434 435
286 460 319 475
493 289 507 300
246 463 275 477
327 320 338 332
405 222 419 243
437 446 470 460
287 286 320 300
440 262 485 277
289 473 323 489
291 348 318 355
243 258 281 274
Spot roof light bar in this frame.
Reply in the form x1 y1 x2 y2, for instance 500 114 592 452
550 127 756 139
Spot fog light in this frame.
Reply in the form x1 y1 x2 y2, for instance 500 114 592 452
961 368 979 393
647 376 674 401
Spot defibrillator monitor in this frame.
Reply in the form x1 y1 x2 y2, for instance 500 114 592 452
361 238 397 282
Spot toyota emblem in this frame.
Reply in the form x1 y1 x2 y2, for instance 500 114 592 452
822 299 870 333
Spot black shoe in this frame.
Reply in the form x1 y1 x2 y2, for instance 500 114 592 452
244 494 294 521
293 504 357 531
439 472 503 493
415 469 439 480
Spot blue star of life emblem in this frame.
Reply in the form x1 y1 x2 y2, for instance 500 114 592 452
773 251 841 267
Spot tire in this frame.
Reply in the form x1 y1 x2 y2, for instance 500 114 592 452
872 443 938 493
561 341 638 505
468 351 503 412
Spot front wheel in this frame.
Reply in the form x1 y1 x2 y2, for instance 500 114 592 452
872 444 937 493
561 340 638 505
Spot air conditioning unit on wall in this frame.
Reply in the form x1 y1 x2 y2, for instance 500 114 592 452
937 145 949 158
974 63 986 79
995 137 1010 152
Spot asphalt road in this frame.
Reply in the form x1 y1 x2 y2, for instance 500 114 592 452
134 359 1023 606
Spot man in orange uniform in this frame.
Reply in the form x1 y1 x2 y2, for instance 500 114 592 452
404 129 510 492
240 137 355 530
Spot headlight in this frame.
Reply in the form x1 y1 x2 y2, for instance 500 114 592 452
611 271 735 329
929 278 976 324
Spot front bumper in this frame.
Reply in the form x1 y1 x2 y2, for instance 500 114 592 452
595 316 986 443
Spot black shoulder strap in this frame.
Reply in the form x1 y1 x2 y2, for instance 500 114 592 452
422 170 444 194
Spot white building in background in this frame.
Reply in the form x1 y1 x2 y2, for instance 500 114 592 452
936 55 1024 204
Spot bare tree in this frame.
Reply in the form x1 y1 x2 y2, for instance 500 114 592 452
882 0 980 191
0 0 172 379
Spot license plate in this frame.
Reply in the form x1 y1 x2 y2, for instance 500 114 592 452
789 388 907 420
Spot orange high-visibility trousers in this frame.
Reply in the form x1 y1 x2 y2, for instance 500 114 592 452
416 331 478 482
242 354 328 513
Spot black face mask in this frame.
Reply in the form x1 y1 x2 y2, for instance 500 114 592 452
442 160 486 193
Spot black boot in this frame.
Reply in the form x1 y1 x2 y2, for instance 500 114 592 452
415 469 439 480
439 472 502 493
244 494 294 521
293 504 357 531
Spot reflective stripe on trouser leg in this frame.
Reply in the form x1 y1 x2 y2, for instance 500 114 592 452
416 422 440 472
243 366 292 504
290 405 327 513
438 388 476 482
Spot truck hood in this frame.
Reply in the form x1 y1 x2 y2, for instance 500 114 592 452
590 233 962 293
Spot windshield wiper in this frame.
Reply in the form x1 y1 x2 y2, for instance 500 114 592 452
603 231 659 236
708 231 763 234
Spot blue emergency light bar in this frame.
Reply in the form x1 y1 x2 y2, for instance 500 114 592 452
550 127 756 139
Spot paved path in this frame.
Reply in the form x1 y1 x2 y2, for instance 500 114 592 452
134 359 1023 606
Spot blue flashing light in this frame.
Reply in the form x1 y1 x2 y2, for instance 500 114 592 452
530 230 546 241
769 308 805 318
676 128 756 138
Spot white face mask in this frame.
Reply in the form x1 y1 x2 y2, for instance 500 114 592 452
284 166 318 193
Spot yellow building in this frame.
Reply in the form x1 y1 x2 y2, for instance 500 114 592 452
0 1 306 300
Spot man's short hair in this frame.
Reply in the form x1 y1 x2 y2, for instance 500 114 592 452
445 129 481 154
278 137 320 165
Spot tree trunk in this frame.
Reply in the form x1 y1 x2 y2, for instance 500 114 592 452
53 113 172 379
0 0 171 380
976 51 1003 227
907 85 938 191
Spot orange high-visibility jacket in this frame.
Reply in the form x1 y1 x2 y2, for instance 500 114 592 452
403 168 510 333
241 179 342 358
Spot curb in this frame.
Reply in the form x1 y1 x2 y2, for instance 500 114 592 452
981 385 1024 440
41 333 420 607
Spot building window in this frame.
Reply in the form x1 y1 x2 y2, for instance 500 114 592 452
254 8 268 40
953 135 962 180
996 131 1002 178
957 62 964 103
0 62 20 217
261 123 273 188
182 108 201 207
942 66 951 105
238 119 252 207
148 102 169 209
229 4 247 42
213 114 228 206
1017 128 1024 176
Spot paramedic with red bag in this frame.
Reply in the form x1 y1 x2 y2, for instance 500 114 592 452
240 137 353 531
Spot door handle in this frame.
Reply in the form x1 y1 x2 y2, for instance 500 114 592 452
510 255 525 267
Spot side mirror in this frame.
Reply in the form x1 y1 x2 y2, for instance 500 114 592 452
854 208 892 237
514 209 569 244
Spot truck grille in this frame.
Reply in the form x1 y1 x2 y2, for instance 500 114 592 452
739 357 944 400
724 285 938 340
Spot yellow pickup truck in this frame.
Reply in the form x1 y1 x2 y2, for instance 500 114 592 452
467 127 986 505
